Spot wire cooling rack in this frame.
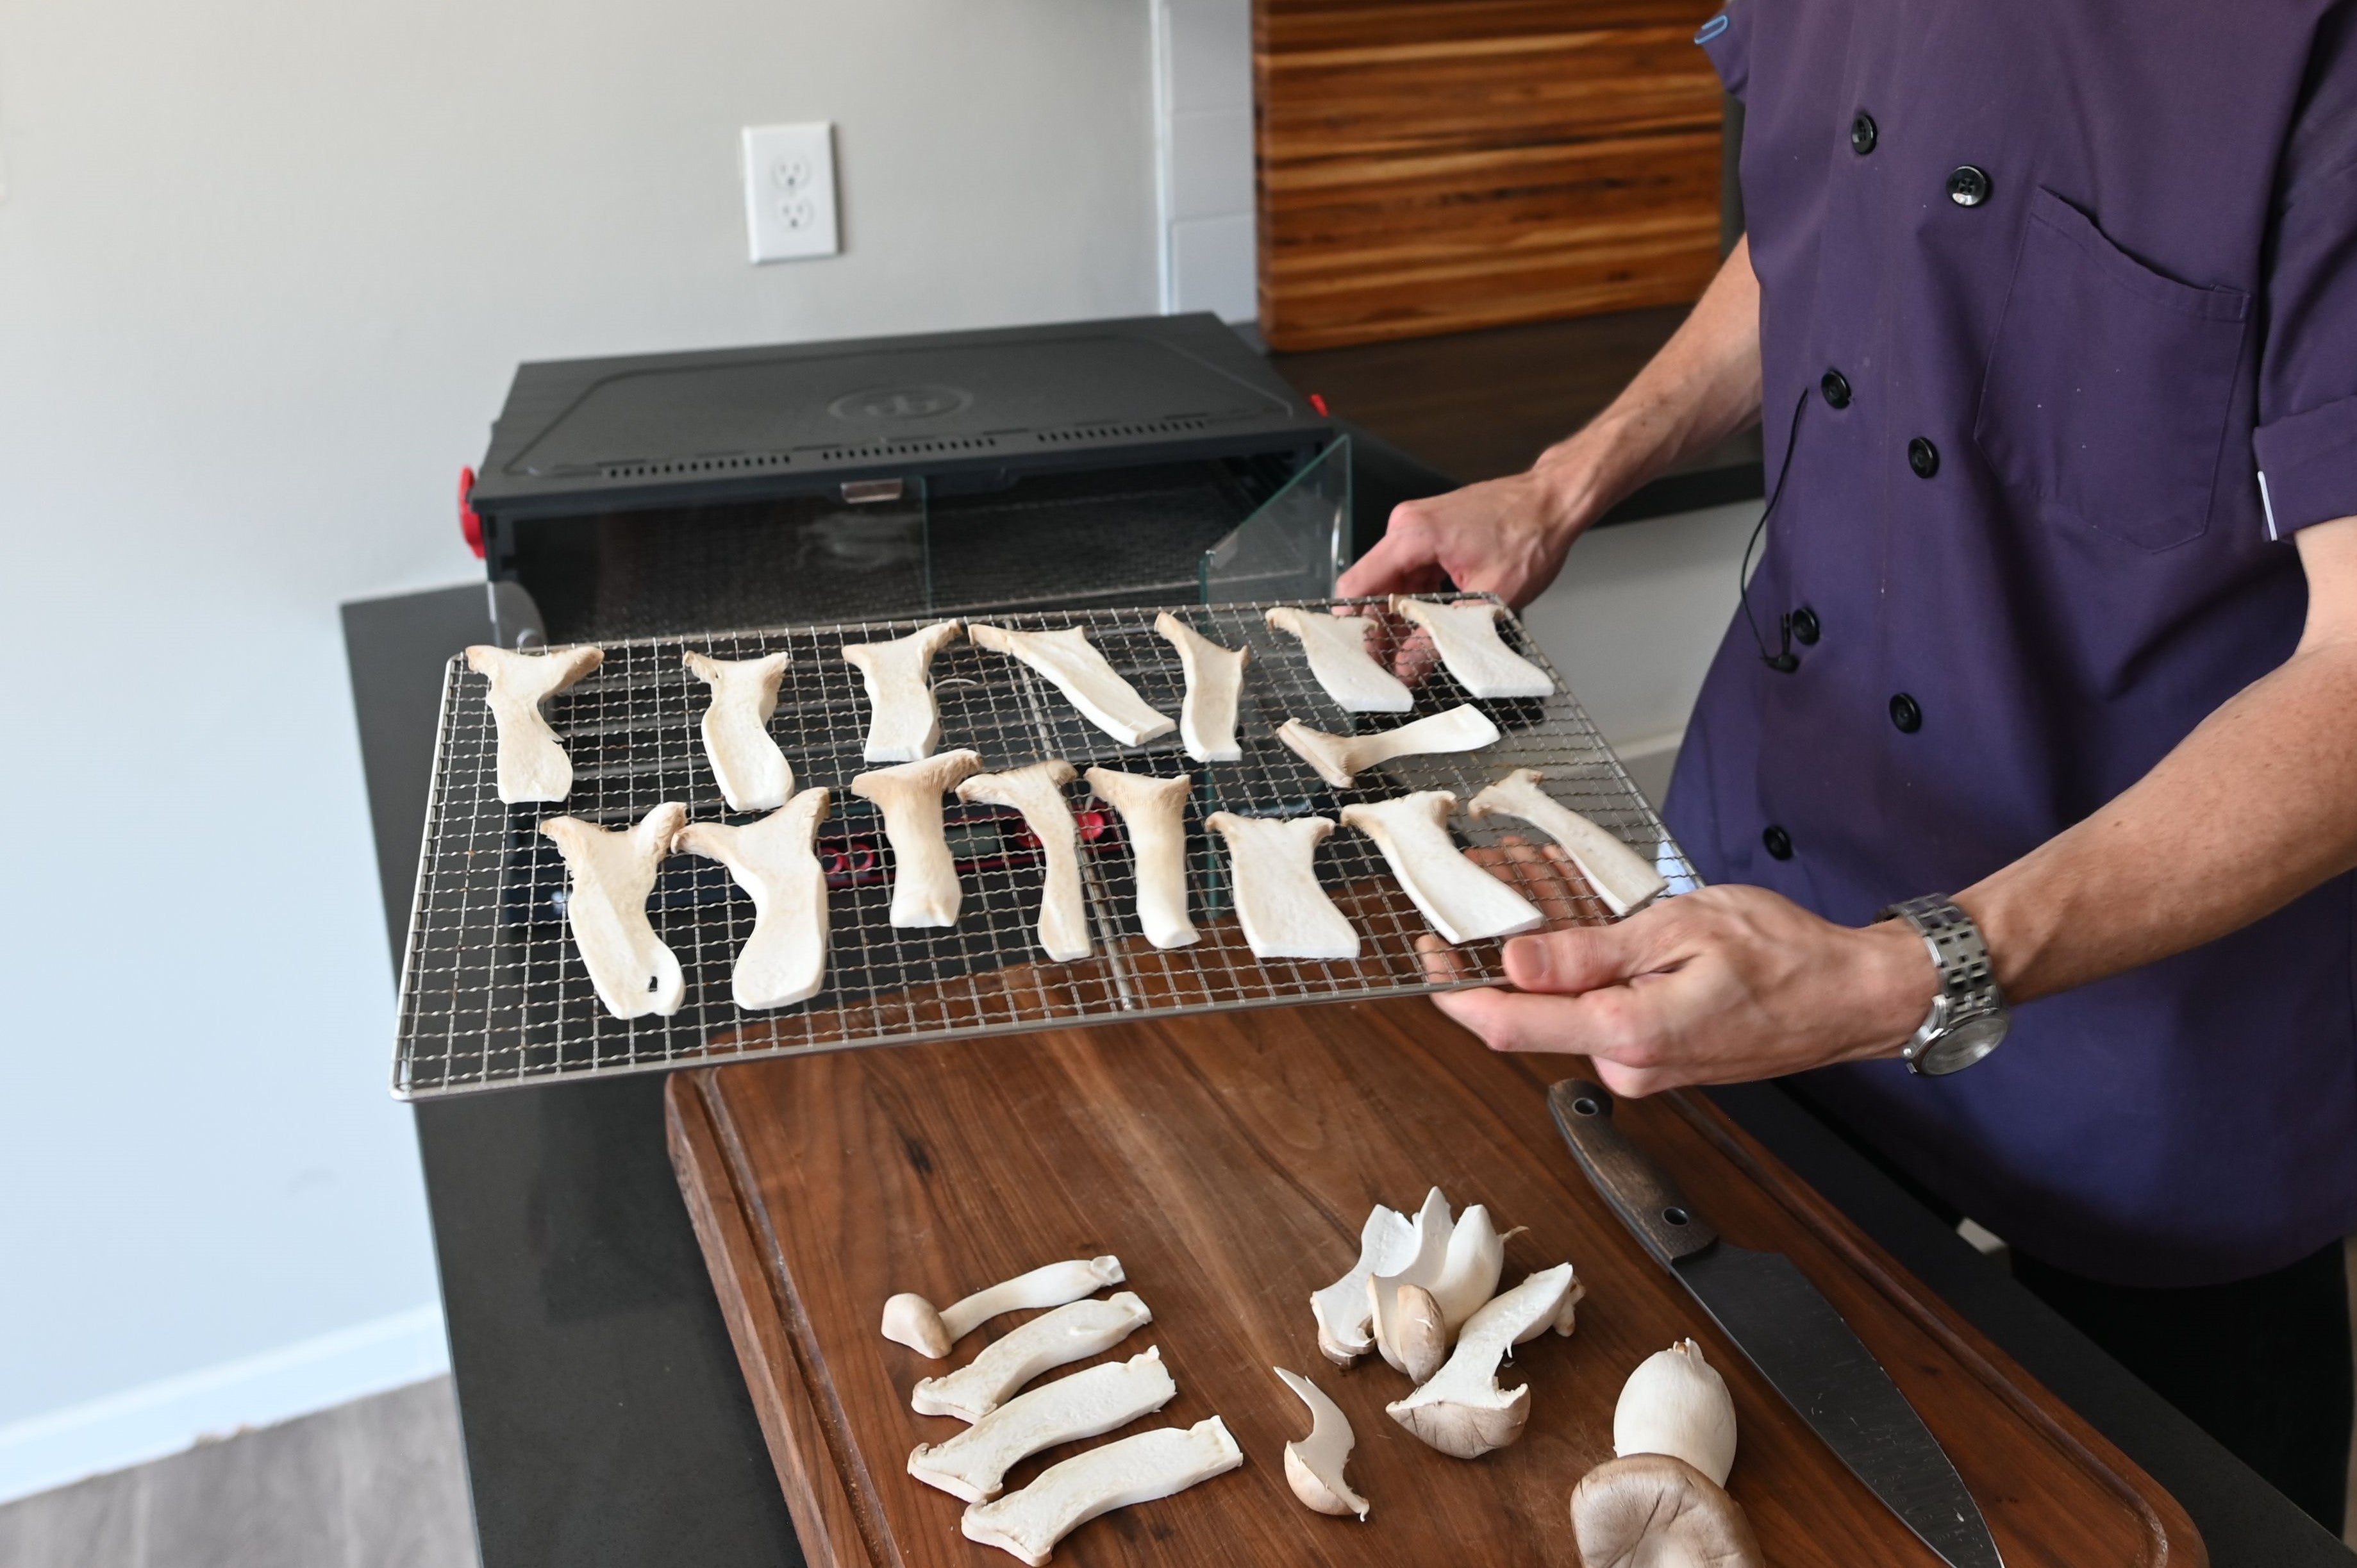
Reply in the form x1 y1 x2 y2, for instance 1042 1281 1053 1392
392 597 1695 1097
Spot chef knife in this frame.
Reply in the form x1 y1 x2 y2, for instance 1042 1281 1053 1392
1549 1078 2004 1568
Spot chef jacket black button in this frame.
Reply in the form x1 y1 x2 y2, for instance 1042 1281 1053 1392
1946 165 1991 206
1820 369 1852 408
1762 825 1795 861
1790 606 1821 644
1908 437 1940 478
1850 113 1878 155
1890 693 1923 733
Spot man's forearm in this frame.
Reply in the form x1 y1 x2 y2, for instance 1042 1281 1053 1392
1534 237 1767 536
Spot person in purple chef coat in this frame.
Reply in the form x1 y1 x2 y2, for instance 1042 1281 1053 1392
1338 0 2357 1533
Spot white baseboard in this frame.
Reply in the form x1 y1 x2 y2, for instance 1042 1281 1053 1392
0 1303 449 1505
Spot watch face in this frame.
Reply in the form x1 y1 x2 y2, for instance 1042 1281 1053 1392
1917 1012 2009 1076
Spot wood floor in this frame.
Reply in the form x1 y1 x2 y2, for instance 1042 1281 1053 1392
0 1378 476 1568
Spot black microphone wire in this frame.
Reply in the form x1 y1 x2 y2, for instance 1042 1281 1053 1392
1740 385 1813 673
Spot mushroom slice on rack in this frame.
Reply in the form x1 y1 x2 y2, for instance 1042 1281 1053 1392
1264 607 1412 713
960 1417 1244 1567
1274 1367 1369 1519
883 1255 1127 1359
1204 812 1360 962
672 788 831 1010
909 1347 1178 1503
684 649 794 811
911 1292 1153 1422
1390 597 1554 699
842 620 964 763
851 749 985 929
1277 705 1503 790
1310 1205 1418 1365
1466 767 1668 918
1085 767 1197 949
958 760 1092 962
539 803 688 1019
1340 791 1544 945
1386 1263 1579 1459
465 644 604 803
1153 613 1249 761
969 623 1176 746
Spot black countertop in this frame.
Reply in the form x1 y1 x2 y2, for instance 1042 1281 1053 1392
346 319 2345 1565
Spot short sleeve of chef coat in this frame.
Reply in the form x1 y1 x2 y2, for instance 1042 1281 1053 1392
1693 0 1753 101
2255 0 2357 536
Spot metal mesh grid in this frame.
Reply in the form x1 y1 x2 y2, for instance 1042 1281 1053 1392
393 597 1695 1098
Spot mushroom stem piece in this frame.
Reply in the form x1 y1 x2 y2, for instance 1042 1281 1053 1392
1340 791 1544 944
850 749 985 928
910 1292 1153 1422
1466 767 1667 918
1570 1454 1763 1568
909 1347 1177 1504
1265 607 1412 713
959 760 1091 962
1615 1339 1738 1487
1154 613 1249 762
1273 1367 1369 1520
672 788 831 1010
960 1416 1244 1567
1204 812 1360 962
1385 1263 1578 1458
1369 1187 1454 1374
465 644 603 803
969 623 1176 746
1278 705 1503 790
684 649 794 811
882 1255 1126 1359
1085 767 1198 949
1390 597 1554 699
842 620 963 763
1309 1204 1417 1365
539 804 688 1019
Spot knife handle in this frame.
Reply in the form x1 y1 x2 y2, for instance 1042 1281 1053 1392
1549 1080 1718 1270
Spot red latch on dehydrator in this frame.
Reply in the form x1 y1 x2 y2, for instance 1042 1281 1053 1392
458 466 485 559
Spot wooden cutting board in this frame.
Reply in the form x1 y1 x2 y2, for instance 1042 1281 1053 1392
665 995 2203 1567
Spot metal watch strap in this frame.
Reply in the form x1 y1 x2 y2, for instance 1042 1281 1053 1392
1875 894 2007 1076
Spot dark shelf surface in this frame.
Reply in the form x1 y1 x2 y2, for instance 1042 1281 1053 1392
348 584 2346 1568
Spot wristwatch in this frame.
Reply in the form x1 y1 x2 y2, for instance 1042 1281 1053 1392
1876 894 2010 1076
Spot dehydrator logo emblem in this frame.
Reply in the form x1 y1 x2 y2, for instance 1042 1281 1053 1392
829 384 972 421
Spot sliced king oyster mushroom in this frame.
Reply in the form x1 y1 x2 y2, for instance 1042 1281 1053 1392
465 644 604 803
671 788 831 1010
909 1347 1178 1503
1386 1263 1580 1459
1085 767 1199 949
684 649 794 812
1153 612 1249 761
883 1256 1127 1359
1204 812 1360 962
850 749 985 929
1274 1367 1369 1520
842 620 963 763
960 1416 1243 1567
1340 790 1544 945
539 803 687 1019
1465 767 1668 917
910 1292 1153 1422
1265 606 1412 713
1278 705 1502 790
1368 1187 1454 1374
958 760 1092 962
1390 596 1554 699
968 623 1176 746
1310 1204 1419 1365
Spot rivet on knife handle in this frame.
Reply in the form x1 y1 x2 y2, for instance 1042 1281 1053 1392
1548 1080 1717 1269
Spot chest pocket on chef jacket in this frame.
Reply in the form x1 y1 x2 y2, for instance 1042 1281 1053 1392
1974 188 2251 552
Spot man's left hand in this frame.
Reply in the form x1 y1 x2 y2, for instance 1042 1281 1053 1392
1429 874 1938 1096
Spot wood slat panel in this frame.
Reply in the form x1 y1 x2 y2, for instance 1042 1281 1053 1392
1256 0 1726 350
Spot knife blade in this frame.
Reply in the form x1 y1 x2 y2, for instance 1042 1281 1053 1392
1549 1079 2003 1568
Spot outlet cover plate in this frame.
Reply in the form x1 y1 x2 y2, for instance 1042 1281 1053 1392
742 122 838 263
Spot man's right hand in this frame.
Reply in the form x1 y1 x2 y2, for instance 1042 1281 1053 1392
1335 468 1581 610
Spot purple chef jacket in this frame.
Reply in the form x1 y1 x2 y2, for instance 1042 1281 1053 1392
1667 0 2357 1286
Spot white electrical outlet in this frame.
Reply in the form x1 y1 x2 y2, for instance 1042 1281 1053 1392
742 123 839 263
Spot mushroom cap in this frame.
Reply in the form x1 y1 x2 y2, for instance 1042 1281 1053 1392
1394 1283 1449 1387
879 1292 951 1358
1569 1454 1762 1568
1386 1381 1529 1459
1282 1446 1365 1519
